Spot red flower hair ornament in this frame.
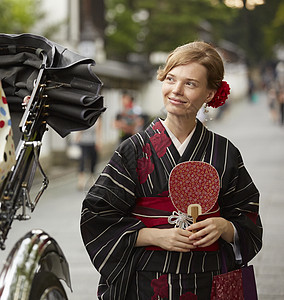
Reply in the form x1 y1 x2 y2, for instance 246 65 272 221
207 81 230 108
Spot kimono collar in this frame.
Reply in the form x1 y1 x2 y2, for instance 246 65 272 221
179 118 212 163
160 119 196 156
146 118 212 165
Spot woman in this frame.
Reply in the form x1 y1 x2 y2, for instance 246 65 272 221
80 41 262 299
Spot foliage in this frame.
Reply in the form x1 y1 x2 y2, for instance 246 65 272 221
0 0 44 33
1 0 283 67
220 0 284 65
105 0 141 60
105 0 236 61
105 0 284 66
262 1 284 56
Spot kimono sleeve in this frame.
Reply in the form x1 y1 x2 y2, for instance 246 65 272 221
219 145 263 265
80 140 146 285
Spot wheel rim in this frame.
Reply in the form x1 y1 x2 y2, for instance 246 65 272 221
39 286 67 300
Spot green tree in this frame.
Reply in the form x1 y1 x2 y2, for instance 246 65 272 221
105 0 141 60
105 0 284 66
105 0 236 61
222 0 284 66
262 1 284 58
0 0 44 33
137 0 235 54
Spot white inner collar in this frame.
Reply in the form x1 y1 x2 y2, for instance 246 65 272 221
160 119 196 156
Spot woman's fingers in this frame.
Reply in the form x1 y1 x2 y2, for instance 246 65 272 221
187 218 224 247
157 228 197 252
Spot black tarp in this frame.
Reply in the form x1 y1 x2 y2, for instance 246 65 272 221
0 33 106 138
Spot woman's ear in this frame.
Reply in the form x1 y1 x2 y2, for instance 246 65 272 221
206 90 216 103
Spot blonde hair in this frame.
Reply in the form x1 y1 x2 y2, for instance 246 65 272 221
157 41 224 90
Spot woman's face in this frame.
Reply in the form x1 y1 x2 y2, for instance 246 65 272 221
162 62 215 118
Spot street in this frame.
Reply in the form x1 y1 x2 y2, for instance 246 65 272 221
1 91 284 299
0 164 102 299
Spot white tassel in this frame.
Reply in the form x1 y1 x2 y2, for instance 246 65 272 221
168 211 193 229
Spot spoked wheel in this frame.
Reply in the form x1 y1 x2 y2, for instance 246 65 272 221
29 271 68 300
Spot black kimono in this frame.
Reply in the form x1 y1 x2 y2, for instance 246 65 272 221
80 118 262 300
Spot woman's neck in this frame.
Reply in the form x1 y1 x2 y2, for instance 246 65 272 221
164 114 197 144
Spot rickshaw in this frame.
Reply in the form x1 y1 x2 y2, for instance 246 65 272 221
0 33 105 299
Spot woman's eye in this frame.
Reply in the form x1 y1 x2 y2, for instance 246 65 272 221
166 76 174 82
186 81 195 87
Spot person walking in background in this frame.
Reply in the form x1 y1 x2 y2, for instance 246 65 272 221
276 61 284 126
248 73 256 102
278 88 284 125
75 118 102 190
267 85 279 123
81 41 262 299
114 92 144 143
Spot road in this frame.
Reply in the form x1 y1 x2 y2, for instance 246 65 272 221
1 91 284 299
0 165 102 299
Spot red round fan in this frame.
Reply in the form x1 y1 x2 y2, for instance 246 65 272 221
169 161 220 225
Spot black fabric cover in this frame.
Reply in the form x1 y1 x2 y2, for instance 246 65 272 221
0 33 106 137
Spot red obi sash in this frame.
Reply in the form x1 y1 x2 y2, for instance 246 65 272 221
132 192 220 251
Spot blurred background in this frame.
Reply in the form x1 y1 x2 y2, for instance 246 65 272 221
1 0 284 299
1 0 283 163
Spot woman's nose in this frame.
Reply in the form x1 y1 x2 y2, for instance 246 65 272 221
172 82 183 94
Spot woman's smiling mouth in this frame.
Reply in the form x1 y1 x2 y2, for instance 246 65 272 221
168 97 186 104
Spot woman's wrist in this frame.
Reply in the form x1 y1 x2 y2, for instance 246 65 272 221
135 228 157 247
220 219 234 243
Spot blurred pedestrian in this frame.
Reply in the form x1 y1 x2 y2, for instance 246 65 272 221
267 86 279 123
75 118 102 190
248 74 257 102
276 61 284 125
278 88 284 125
81 41 262 299
114 92 143 143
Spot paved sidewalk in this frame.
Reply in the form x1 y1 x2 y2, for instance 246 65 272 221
208 92 284 300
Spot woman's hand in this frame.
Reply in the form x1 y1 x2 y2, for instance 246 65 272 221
136 227 199 252
136 218 234 252
187 217 234 248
